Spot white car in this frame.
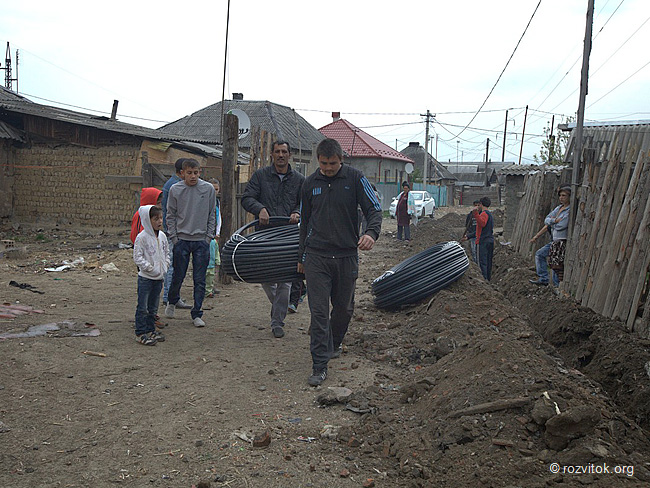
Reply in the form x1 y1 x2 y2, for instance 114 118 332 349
389 191 436 218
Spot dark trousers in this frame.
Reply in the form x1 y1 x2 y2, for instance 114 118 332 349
478 240 494 281
289 279 306 306
397 224 411 241
135 276 163 336
169 239 209 319
304 253 358 371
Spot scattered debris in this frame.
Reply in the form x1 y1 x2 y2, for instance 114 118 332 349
9 280 44 294
82 350 107 358
252 431 271 448
0 321 100 339
100 262 120 272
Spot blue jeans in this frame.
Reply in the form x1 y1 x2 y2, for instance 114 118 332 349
135 276 163 336
169 239 210 319
535 242 559 286
469 240 478 263
163 237 174 302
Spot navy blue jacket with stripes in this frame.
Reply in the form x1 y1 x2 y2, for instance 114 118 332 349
299 164 382 260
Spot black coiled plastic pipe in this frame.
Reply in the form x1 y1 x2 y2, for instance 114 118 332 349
372 241 469 309
222 217 303 283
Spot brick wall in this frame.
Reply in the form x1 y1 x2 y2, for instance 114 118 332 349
13 143 140 228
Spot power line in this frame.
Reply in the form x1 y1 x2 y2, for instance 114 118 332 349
19 92 170 123
587 58 650 109
451 0 543 139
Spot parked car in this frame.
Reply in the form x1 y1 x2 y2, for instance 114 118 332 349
389 191 436 218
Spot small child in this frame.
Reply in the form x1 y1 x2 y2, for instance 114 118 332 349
206 178 222 298
133 205 170 345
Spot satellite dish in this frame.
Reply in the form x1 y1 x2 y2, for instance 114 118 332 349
227 109 251 140
405 162 414 174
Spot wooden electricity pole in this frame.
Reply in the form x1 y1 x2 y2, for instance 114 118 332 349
570 0 595 235
219 113 238 284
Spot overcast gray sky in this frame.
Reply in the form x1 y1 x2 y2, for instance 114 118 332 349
3 0 649 164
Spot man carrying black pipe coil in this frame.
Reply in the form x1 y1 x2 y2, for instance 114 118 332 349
298 138 382 386
241 141 305 339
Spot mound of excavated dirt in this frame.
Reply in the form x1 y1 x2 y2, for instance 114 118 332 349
350 212 650 486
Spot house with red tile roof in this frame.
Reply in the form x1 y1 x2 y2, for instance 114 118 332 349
319 114 414 185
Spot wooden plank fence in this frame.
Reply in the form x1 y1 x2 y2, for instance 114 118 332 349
510 124 650 338
563 127 650 336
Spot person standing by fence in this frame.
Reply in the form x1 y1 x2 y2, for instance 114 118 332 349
529 185 571 286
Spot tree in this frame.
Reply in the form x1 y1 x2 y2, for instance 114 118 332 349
534 116 574 165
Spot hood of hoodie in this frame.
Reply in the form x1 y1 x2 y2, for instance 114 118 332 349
138 205 158 238
140 187 162 206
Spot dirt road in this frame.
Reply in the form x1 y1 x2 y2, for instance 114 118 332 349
1 208 649 487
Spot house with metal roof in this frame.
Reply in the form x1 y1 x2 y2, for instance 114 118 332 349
0 86 247 227
319 116 414 185
399 142 456 184
158 93 324 172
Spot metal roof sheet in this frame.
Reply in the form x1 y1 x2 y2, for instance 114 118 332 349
159 99 325 151
0 120 26 142
565 121 650 166
0 88 249 164
319 119 413 163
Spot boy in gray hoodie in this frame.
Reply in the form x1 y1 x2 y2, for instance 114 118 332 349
165 159 216 327
133 205 170 345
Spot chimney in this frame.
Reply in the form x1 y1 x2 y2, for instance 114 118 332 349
408 142 419 147
110 100 119 120
232 93 244 100
332 112 340 121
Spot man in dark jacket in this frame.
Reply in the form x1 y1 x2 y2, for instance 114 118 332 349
241 141 305 338
298 138 382 386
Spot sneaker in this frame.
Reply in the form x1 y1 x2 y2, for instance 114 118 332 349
176 298 192 309
529 279 548 286
206 293 214 298
151 330 166 342
287 304 298 314
272 326 285 338
331 345 343 359
165 303 176 318
308 368 327 386
193 317 206 327
136 333 157 346
154 315 166 328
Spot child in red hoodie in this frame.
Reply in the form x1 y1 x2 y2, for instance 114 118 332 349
130 188 163 244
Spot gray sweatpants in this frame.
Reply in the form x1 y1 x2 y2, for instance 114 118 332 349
261 282 291 329
303 253 358 371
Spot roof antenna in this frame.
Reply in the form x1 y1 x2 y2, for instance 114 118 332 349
1 42 19 91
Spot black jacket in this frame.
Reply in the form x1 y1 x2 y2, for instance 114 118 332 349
299 165 382 259
241 164 305 226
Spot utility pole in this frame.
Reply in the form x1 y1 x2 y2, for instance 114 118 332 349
1 42 18 91
485 138 490 187
549 114 555 162
219 0 231 145
518 105 528 165
421 110 432 188
570 0 595 235
501 109 508 162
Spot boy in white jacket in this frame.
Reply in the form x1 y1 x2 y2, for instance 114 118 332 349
133 205 170 345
